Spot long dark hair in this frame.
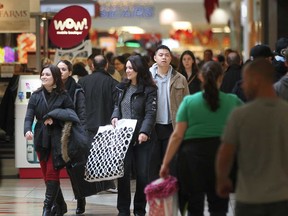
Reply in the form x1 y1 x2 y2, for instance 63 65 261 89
126 55 156 87
201 61 223 112
40 64 65 93
57 59 73 72
178 50 199 79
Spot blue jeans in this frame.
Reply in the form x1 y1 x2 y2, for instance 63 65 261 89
236 200 288 216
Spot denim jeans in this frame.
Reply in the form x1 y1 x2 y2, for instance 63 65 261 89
236 200 288 216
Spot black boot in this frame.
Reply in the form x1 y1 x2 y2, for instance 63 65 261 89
51 188 68 216
76 197 86 214
42 181 60 216
210 212 226 216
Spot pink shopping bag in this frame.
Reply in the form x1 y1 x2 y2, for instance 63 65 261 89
145 176 178 216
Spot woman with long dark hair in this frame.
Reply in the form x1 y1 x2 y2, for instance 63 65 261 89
178 50 201 94
24 65 75 215
160 61 242 216
57 60 87 215
111 55 157 216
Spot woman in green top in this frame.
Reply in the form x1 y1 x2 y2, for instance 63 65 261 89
160 61 242 216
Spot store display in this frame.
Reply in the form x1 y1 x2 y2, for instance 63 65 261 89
15 75 41 170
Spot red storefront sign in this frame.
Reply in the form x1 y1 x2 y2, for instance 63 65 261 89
49 5 91 48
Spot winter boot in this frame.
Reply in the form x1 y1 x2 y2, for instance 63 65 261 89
42 181 60 216
75 197 86 214
210 212 226 216
51 188 67 216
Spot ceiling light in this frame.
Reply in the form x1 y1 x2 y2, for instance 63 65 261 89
159 8 177 25
210 8 229 25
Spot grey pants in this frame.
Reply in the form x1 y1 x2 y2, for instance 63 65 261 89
236 200 288 216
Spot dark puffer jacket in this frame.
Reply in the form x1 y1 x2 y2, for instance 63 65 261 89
65 76 86 127
24 88 75 169
111 82 157 140
45 108 88 166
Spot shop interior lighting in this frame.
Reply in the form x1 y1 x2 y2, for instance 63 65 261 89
119 26 145 34
211 26 231 33
171 21 192 30
241 2 247 18
159 8 177 25
125 42 141 48
210 8 229 25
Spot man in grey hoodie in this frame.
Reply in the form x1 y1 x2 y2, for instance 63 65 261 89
274 48 288 100
149 45 189 178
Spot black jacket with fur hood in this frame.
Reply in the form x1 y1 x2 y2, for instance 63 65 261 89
45 108 88 168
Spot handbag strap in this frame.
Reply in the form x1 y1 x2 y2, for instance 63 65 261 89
187 73 197 85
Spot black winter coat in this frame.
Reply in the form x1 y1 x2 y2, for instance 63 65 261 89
78 69 118 133
45 108 88 166
220 64 242 93
111 82 157 140
24 88 75 169
64 76 86 127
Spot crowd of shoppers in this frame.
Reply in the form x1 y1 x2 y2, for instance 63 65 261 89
23 37 288 216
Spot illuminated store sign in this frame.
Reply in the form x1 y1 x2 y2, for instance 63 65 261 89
100 5 154 18
98 0 154 18
48 5 91 48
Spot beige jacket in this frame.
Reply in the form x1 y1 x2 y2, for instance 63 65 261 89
169 69 190 127
150 64 189 128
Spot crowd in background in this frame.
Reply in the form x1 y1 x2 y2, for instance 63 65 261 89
22 36 288 216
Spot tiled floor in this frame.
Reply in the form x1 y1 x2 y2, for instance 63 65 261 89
0 159 235 215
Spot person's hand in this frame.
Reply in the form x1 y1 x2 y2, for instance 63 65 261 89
138 133 148 144
111 118 118 128
159 163 170 178
25 131 33 140
44 118 53 125
216 177 232 198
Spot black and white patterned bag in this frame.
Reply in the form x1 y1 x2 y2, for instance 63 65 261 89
84 119 137 182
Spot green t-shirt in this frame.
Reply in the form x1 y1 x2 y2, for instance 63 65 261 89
176 91 243 139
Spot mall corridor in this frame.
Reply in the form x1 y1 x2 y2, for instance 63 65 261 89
0 158 236 216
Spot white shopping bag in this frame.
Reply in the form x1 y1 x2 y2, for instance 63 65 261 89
84 119 137 182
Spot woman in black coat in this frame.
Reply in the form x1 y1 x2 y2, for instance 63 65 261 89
111 55 157 216
24 64 75 216
177 50 201 94
57 60 87 215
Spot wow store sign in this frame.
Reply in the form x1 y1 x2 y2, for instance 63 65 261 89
49 5 91 48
